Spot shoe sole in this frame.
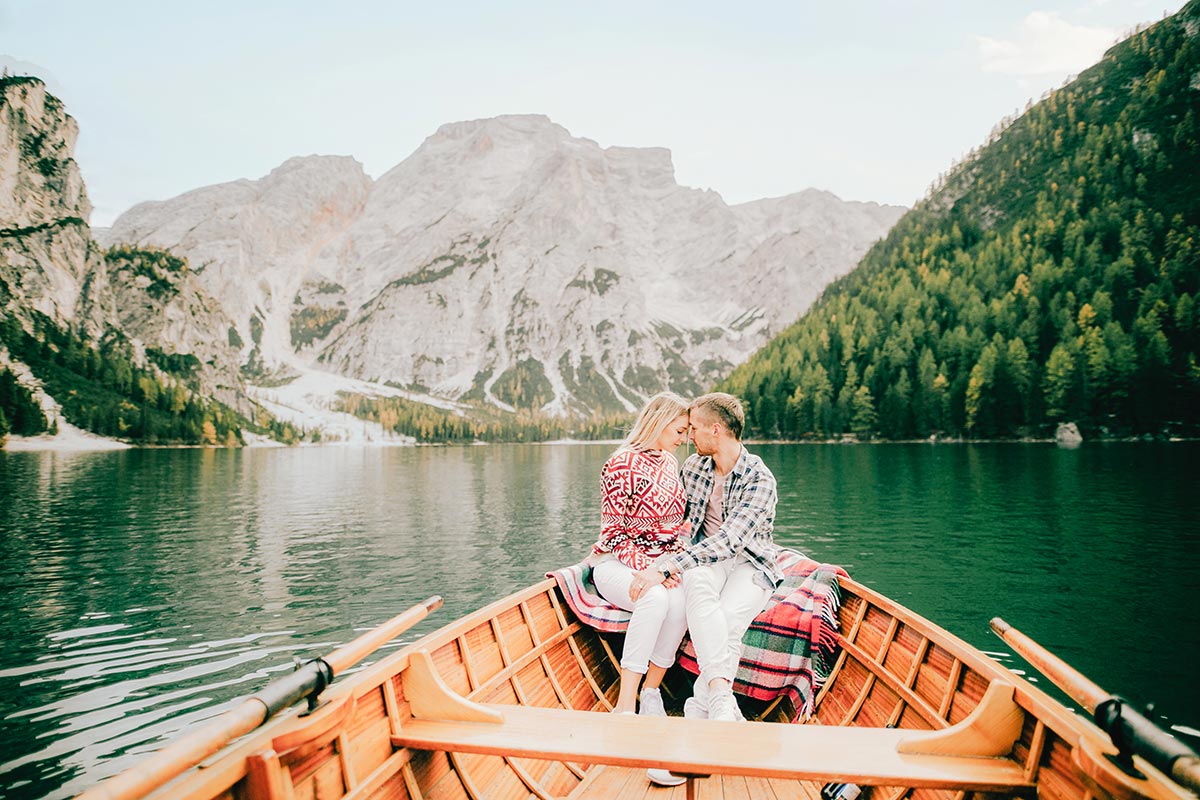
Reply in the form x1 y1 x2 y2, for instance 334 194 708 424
647 769 687 786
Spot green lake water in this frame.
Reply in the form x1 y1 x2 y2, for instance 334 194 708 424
1 442 1197 799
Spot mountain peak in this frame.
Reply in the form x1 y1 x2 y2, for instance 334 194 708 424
103 114 905 417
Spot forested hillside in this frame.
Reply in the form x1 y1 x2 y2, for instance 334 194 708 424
0 308 300 445
724 3 1200 440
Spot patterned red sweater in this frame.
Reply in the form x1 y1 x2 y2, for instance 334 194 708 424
592 449 689 570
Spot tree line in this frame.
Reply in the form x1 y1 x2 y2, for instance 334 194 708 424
336 392 635 444
0 311 301 445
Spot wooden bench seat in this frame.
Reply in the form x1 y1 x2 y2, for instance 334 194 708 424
391 649 1034 798
392 705 1031 792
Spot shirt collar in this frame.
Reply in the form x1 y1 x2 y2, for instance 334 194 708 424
701 445 749 481
729 445 750 480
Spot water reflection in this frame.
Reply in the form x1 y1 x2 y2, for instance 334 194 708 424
1 442 1197 799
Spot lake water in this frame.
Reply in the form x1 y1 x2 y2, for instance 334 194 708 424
1 443 1198 799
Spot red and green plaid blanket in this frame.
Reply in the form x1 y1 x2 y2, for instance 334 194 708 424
547 550 846 719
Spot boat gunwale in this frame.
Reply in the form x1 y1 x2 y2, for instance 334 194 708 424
837 576 1191 799
139 575 1191 800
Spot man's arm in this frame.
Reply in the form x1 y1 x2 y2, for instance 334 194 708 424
658 465 777 574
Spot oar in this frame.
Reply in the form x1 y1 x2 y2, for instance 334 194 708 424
990 617 1200 794
76 595 443 800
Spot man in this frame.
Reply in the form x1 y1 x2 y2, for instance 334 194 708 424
630 391 782 723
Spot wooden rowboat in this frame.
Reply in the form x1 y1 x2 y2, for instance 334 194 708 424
76 575 1199 800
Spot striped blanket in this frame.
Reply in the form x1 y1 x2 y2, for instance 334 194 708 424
547 551 846 719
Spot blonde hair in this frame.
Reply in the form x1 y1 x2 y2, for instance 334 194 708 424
690 392 745 440
617 392 690 453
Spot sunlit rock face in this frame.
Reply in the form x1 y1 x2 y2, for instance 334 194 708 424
104 114 905 413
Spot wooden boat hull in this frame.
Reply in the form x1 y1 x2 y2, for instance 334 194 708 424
89 577 1191 800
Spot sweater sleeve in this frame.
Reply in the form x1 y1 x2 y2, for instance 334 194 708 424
593 453 634 555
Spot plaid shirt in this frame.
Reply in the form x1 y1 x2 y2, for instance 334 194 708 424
657 446 783 588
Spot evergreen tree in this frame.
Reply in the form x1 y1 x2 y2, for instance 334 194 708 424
722 3 1200 439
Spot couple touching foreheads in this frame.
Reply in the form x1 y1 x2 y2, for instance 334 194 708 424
584 391 781 742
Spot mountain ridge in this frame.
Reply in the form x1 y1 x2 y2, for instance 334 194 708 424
100 114 905 417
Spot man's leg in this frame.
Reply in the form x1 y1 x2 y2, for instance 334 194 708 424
714 561 773 684
704 560 772 721
681 561 734 715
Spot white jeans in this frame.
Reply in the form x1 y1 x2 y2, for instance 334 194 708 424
682 559 772 688
592 559 689 674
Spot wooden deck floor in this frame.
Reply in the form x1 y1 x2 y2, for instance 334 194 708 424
568 765 823 800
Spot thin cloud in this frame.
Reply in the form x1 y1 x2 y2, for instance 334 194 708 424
975 11 1119 76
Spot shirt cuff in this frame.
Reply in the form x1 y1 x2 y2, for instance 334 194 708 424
657 552 697 574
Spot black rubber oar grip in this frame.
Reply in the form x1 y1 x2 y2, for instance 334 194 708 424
1094 696 1200 779
250 658 334 718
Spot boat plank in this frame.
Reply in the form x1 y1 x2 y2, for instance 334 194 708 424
430 641 472 698
409 750 459 800
463 624 505 688
392 706 1033 791
461 751 531 800
291 752 346 800
347 714 396 790
720 773 754 800
497 606 536 660
564 765 643 799
515 661 559 708
913 645 955 715
343 749 416 800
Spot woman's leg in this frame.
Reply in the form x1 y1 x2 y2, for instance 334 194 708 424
646 585 689 684
592 560 670 712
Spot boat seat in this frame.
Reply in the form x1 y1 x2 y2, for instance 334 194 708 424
390 650 1035 793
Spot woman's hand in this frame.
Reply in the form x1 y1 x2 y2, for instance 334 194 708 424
628 568 665 601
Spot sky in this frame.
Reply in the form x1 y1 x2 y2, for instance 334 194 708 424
1 0 1188 227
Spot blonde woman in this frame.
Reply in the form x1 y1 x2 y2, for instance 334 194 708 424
589 391 692 719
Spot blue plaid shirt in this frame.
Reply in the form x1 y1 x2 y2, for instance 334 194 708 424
657 446 783 588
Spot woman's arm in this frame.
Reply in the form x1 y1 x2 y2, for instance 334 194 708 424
592 452 634 555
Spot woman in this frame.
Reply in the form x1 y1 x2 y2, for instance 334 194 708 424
589 391 691 718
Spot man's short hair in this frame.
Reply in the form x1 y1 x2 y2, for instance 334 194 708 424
690 392 745 440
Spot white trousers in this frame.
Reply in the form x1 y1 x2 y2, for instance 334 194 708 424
592 559 689 674
682 559 772 687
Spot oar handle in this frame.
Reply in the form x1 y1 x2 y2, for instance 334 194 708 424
76 595 442 800
991 617 1200 796
326 595 443 673
989 617 1109 712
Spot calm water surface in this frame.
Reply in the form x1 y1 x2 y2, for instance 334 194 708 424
1 443 1197 799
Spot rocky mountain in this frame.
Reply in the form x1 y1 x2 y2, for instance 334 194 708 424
1 75 250 431
102 115 905 414
0 76 100 327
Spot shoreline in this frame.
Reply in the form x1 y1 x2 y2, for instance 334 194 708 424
5 433 1195 452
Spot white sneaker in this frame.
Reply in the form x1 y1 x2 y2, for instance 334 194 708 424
638 687 666 717
647 768 686 786
682 696 708 719
708 691 742 722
